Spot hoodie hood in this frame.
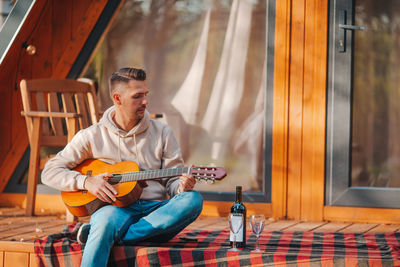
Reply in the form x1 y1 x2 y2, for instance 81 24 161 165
100 106 150 137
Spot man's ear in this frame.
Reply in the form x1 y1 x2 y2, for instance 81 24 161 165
112 92 121 105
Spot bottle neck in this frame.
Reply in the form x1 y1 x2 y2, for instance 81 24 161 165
235 187 242 202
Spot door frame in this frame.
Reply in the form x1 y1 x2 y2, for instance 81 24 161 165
325 0 400 209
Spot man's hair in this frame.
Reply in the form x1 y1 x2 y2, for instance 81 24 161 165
109 67 146 97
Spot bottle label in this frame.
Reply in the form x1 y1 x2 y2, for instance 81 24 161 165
229 213 244 242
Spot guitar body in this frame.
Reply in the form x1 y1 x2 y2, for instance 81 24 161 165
61 159 143 217
61 159 226 217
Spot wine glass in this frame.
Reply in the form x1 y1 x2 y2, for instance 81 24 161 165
250 214 265 252
228 215 243 252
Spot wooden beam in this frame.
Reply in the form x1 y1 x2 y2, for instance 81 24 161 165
324 206 400 224
273 0 328 221
0 242 34 253
300 0 328 221
271 0 291 219
287 0 305 220
29 253 35 267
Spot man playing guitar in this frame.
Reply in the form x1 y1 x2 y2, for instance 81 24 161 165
42 67 203 267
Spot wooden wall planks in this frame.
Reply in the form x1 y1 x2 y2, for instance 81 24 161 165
271 0 291 220
29 254 36 267
287 0 306 220
0 0 111 193
4 252 29 267
299 0 328 221
52 0 72 65
0 0 48 166
272 0 400 224
0 238 35 267
52 0 110 78
272 0 328 221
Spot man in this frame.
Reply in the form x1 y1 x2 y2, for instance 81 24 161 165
42 67 203 267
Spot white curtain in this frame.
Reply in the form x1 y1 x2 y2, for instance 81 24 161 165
200 0 254 159
171 8 211 125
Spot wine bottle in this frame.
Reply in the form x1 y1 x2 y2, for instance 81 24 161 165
229 186 246 248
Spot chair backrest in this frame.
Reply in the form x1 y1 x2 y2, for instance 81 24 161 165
20 78 100 147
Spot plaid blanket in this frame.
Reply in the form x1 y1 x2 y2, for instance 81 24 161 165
34 223 400 266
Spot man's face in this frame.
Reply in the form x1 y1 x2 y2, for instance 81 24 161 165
114 79 149 122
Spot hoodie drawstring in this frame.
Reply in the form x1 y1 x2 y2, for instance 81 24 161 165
134 134 139 163
118 133 122 162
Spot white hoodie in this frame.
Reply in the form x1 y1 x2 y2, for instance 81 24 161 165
41 106 182 201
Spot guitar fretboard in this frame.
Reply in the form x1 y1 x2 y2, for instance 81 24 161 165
110 167 190 183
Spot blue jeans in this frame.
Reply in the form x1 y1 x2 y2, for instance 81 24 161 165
80 191 203 267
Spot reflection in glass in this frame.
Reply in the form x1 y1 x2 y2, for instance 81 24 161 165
352 1 400 187
83 0 266 193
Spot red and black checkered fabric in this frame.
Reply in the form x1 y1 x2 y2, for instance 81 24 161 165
34 224 400 266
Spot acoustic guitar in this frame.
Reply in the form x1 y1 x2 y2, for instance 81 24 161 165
61 159 226 217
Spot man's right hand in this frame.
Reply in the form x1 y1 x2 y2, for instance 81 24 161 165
83 173 118 203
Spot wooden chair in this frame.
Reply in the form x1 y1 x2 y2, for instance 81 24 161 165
20 78 100 217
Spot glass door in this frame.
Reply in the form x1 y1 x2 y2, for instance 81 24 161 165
326 0 400 208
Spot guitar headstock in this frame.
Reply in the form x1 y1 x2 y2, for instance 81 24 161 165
190 166 227 183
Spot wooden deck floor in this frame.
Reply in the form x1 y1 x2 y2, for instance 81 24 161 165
1 206 400 266
1 206 400 243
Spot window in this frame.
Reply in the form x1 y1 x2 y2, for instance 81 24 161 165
82 0 274 201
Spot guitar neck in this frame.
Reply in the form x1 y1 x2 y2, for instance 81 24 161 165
110 166 190 183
